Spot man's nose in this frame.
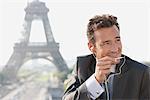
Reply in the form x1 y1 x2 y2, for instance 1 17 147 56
110 43 119 52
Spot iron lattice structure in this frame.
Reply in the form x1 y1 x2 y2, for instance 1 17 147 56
2 0 69 81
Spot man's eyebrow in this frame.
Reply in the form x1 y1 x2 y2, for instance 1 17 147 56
115 36 120 39
101 36 121 43
102 36 121 44
102 40 111 43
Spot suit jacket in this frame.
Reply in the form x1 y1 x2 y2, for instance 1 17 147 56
63 54 150 100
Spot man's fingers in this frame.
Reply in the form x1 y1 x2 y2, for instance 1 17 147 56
94 56 122 83
96 60 113 66
96 56 115 62
96 56 121 65
96 64 111 70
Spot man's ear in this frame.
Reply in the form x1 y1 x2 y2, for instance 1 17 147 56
88 42 95 53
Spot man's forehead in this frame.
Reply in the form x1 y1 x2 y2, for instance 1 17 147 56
94 26 120 41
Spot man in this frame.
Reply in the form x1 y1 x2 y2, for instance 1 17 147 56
63 14 150 100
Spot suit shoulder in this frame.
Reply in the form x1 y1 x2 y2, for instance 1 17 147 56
126 56 149 71
77 54 94 60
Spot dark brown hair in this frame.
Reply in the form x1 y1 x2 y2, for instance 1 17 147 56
87 14 120 44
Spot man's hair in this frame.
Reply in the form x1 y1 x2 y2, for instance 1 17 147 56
87 14 120 44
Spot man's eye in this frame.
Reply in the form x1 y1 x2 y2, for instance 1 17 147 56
117 39 120 41
104 42 111 45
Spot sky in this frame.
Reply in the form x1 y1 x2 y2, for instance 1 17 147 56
0 0 150 67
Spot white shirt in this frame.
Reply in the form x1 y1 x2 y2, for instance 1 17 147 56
85 65 116 99
85 74 104 99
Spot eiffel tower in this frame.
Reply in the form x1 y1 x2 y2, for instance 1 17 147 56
2 0 69 81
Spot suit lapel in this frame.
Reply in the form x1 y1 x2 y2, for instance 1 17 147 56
112 73 126 98
87 58 96 77
78 54 96 83
112 56 130 98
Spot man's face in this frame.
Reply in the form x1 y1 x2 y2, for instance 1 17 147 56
89 25 122 59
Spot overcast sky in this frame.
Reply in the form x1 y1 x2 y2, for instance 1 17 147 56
0 0 150 67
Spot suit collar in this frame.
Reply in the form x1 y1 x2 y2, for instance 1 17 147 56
115 55 131 76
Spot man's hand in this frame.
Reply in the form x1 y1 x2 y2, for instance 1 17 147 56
94 56 120 83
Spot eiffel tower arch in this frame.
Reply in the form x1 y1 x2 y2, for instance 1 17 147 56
2 0 69 81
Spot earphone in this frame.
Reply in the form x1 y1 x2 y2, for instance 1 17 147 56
92 53 126 100
105 56 126 82
105 56 126 100
92 54 126 82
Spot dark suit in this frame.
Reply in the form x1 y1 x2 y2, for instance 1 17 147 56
63 54 150 100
